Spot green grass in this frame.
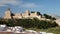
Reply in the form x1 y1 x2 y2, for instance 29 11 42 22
24 26 60 34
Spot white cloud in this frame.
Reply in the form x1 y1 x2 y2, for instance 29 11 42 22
21 3 39 8
0 5 7 6
0 0 21 6
0 0 40 8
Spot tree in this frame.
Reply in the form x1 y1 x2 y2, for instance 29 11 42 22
0 18 58 29
44 14 56 20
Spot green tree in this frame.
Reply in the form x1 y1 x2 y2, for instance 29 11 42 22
44 14 56 20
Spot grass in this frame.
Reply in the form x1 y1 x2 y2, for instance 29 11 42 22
24 26 60 34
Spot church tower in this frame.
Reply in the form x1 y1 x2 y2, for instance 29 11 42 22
4 8 12 19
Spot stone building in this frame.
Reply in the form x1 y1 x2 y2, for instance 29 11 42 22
4 8 12 19
4 8 42 19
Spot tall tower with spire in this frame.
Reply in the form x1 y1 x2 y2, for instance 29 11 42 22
4 8 12 19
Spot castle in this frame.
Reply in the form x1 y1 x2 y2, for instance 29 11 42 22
3 8 60 26
4 8 44 20
4 9 41 19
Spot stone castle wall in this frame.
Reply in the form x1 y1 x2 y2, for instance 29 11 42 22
4 9 42 19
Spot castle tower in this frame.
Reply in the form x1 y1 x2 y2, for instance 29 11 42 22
25 10 30 13
25 10 30 16
4 8 12 19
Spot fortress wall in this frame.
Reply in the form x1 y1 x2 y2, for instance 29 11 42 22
4 9 42 19
22 12 30 18
13 14 22 19
30 12 41 18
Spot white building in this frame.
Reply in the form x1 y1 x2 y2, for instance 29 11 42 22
0 24 7 31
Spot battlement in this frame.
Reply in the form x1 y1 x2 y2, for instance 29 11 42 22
4 9 41 19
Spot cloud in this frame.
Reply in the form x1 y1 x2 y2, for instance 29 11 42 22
21 3 39 8
0 0 40 8
0 0 21 6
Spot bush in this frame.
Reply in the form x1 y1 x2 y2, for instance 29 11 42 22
0 18 58 29
44 14 56 20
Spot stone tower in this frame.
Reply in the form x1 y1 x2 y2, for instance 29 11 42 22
4 8 11 19
25 10 30 16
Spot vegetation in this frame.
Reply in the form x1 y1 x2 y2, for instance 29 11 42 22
25 26 60 34
0 17 59 34
0 18 58 29
43 14 56 20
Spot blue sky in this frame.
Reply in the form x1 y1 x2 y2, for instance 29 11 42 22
0 0 60 17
